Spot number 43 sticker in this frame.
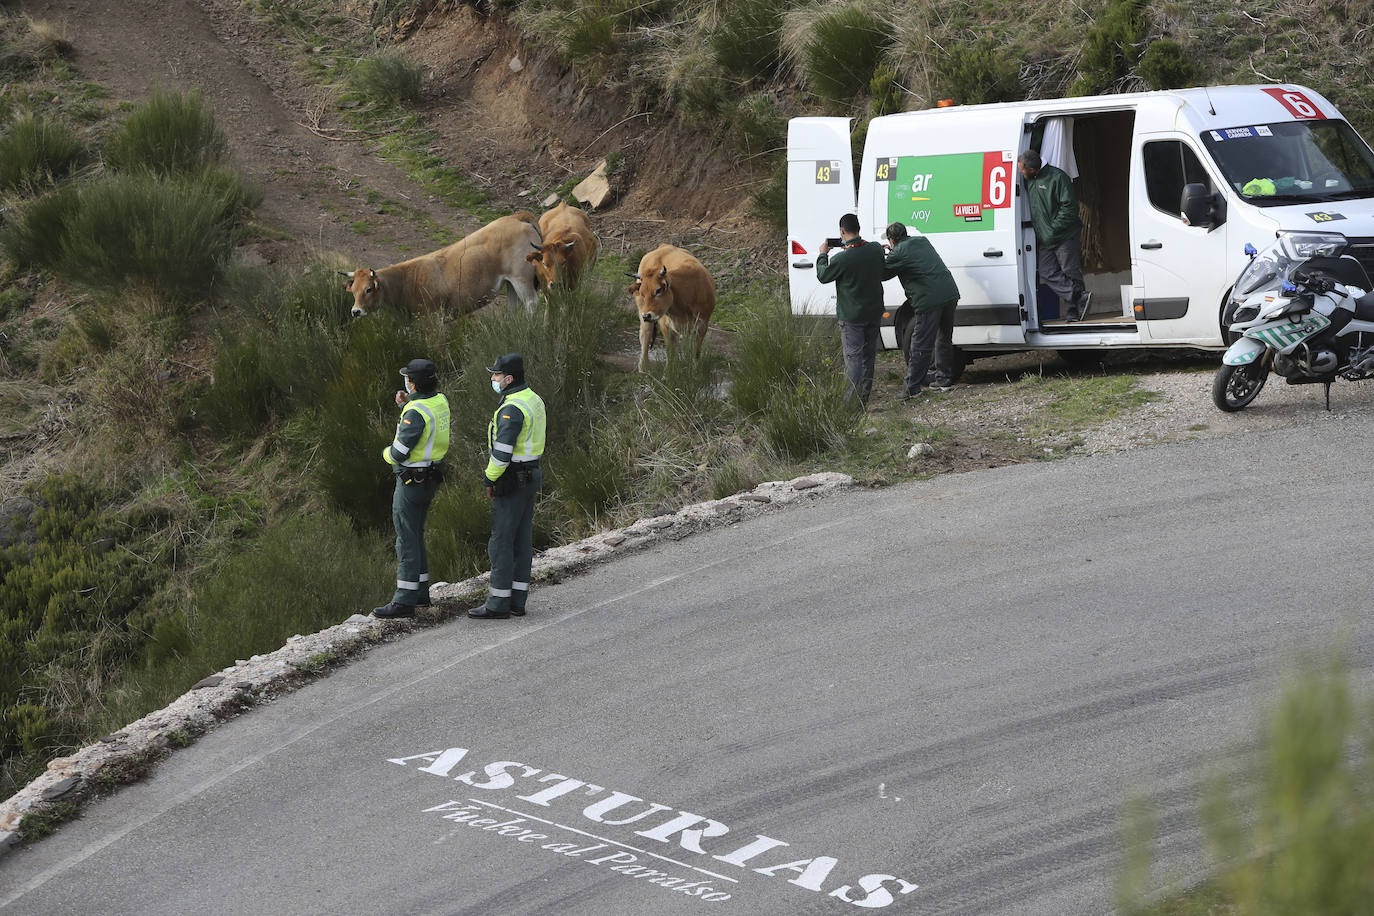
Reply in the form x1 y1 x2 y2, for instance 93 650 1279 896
815 161 842 184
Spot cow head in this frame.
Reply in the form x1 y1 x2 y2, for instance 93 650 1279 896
525 239 579 289
340 268 379 317
628 265 672 324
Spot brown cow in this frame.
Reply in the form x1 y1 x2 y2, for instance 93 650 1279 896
525 202 598 291
627 244 716 372
341 212 542 317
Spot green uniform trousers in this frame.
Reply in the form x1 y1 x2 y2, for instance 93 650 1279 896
486 465 542 612
391 474 438 606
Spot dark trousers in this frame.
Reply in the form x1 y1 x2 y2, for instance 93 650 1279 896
1037 235 1087 307
487 465 542 612
838 319 879 406
905 300 958 394
391 475 438 606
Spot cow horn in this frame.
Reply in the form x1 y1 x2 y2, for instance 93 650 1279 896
658 266 667 278
530 241 542 252
338 270 353 278
625 271 640 279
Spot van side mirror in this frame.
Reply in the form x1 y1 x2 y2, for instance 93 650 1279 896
1181 183 1225 229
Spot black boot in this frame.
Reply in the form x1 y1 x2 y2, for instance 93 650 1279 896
373 602 416 619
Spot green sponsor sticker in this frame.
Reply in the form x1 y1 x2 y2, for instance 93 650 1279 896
884 152 1004 234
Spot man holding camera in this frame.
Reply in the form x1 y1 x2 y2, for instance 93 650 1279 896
816 213 887 406
472 353 546 620
374 358 450 619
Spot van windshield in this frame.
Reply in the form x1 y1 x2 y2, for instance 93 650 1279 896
1200 120 1374 206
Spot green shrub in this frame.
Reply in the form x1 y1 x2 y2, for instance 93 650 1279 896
56 171 247 301
750 161 787 234
0 111 89 192
732 92 785 160
1118 654 1374 915
549 428 633 524
760 370 858 460
730 294 834 417
104 88 228 177
711 0 787 83
729 295 857 460
96 511 391 736
1136 38 1199 90
564 9 617 63
788 2 890 103
935 39 1022 105
1075 0 1147 95
670 49 727 124
351 52 424 106
0 183 79 271
0 474 173 795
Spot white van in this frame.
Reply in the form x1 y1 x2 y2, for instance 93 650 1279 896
786 84 1374 363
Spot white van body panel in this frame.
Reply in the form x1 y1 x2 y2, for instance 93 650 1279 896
786 118 855 316
786 84 1374 353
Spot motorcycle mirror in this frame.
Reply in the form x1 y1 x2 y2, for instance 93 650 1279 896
1244 242 1258 259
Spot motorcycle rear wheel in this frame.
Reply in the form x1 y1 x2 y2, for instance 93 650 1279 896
1212 362 1268 412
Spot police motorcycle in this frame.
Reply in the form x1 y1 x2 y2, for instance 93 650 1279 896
1213 231 1374 412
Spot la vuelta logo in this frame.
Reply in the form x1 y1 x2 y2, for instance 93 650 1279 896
389 746 919 908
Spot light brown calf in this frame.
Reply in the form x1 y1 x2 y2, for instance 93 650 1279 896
627 244 716 372
342 212 542 317
525 202 598 291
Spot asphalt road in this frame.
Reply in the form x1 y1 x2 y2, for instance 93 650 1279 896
2 421 1371 916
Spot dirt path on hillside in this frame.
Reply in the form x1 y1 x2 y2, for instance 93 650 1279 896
25 0 777 279
28 0 469 266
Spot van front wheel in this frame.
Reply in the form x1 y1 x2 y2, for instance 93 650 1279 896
1212 362 1267 412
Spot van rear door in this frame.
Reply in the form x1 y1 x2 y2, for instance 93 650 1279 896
863 109 1024 346
787 118 856 316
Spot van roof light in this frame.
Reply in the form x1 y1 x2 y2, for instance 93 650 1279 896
936 99 955 108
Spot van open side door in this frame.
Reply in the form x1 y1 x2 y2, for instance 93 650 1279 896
787 117 856 316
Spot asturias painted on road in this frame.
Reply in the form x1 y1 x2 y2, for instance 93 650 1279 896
389 745 919 908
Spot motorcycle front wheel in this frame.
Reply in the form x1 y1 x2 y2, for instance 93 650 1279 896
1212 362 1268 412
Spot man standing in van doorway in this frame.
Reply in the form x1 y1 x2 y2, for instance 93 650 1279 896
816 213 887 406
1018 149 1092 321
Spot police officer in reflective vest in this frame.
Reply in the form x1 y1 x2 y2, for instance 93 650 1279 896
471 353 546 620
373 358 450 619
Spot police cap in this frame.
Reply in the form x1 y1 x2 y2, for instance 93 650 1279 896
485 353 524 379
399 358 438 389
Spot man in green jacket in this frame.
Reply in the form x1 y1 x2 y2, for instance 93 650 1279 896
472 353 546 620
816 213 887 405
883 222 960 399
374 358 450 619
1018 149 1091 321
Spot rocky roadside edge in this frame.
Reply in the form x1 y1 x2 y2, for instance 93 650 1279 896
0 472 852 853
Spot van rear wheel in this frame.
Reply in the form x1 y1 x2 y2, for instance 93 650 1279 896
1212 362 1267 412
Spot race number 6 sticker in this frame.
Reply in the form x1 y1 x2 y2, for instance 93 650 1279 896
1261 88 1325 120
981 151 1013 209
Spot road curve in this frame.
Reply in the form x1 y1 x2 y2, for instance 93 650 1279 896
2 421 1371 915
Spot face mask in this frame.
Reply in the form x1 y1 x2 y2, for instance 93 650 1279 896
491 379 503 394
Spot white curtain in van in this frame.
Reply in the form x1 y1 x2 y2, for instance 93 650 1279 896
1040 117 1079 179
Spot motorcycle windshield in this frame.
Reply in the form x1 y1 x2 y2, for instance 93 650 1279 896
1200 120 1374 206
1233 250 1289 297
